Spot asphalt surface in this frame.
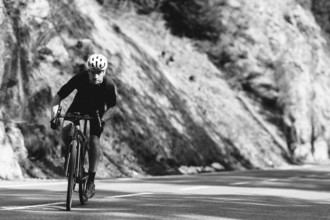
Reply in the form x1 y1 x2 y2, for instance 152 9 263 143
1 163 330 220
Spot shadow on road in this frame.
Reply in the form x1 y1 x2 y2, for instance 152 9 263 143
1 166 330 219
1 188 329 220
105 168 330 192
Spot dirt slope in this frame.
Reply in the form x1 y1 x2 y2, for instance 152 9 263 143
1 0 330 179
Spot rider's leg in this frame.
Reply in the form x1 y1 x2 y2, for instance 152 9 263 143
85 121 102 198
61 121 74 153
61 121 74 171
88 135 101 173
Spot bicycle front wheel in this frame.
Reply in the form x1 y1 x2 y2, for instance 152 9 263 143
66 140 77 211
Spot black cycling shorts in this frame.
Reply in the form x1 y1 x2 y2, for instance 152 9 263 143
66 118 102 138
89 119 103 137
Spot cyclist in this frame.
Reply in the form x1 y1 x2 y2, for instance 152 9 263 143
50 53 117 198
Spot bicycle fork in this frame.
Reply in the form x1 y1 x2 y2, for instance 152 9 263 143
65 138 81 173
64 145 72 177
64 140 81 185
67 140 88 193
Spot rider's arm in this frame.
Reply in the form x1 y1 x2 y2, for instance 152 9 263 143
105 78 117 109
50 94 62 119
57 73 82 99
102 78 117 121
50 73 83 119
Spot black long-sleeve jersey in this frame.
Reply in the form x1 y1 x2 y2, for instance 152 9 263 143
57 71 116 117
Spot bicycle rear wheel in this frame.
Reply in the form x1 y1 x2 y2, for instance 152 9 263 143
66 140 77 211
79 178 89 204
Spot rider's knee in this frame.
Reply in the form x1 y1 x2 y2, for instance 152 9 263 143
89 135 100 149
61 122 74 146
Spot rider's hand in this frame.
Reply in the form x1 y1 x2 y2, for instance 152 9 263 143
96 120 105 133
50 118 60 130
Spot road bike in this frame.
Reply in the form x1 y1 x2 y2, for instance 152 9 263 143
52 107 102 211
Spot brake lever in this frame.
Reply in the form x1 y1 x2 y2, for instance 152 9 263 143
55 106 62 119
96 110 103 128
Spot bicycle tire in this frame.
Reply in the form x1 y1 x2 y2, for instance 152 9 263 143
66 140 77 211
79 143 89 205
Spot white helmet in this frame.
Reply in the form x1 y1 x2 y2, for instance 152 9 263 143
87 54 108 71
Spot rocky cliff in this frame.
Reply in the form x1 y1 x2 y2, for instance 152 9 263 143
1 0 330 179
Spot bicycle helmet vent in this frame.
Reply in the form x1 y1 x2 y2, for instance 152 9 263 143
87 54 108 71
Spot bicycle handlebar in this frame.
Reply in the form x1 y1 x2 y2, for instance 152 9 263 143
58 113 96 121
51 106 103 129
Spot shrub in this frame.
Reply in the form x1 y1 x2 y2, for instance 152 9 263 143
161 0 225 41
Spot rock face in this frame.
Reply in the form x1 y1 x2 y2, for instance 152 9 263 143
162 0 330 162
0 112 24 179
0 0 330 179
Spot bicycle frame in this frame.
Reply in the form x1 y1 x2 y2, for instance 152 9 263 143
65 122 88 183
64 118 90 211
53 107 101 211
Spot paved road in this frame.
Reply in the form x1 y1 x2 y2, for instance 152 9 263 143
1 163 330 220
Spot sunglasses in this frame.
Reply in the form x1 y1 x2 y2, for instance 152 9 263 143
89 69 105 74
